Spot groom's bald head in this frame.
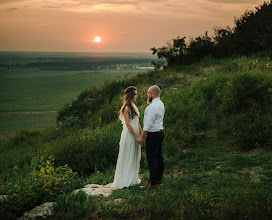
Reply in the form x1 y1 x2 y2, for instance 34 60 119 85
149 85 161 96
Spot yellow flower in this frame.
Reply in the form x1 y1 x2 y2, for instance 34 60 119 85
226 81 233 87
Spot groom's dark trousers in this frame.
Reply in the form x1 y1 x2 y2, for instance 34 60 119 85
146 131 164 185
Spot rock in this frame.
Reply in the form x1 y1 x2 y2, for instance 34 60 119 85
74 187 113 197
104 183 113 188
113 199 123 204
18 202 54 220
84 184 103 188
19 183 114 219
0 195 8 202
73 183 114 197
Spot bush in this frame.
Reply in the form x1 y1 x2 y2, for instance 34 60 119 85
0 156 78 219
221 112 272 150
50 122 122 175
56 80 124 125
220 73 272 114
164 84 210 150
31 155 78 196
219 72 272 149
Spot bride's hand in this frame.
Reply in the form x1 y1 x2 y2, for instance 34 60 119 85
137 137 143 145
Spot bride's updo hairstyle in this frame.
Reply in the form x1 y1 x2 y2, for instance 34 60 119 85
121 86 138 119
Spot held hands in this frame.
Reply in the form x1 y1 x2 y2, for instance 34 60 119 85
137 136 143 145
137 129 143 145
136 131 147 145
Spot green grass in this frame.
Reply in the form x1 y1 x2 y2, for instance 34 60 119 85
0 68 146 138
48 135 272 219
1 54 272 219
0 112 56 140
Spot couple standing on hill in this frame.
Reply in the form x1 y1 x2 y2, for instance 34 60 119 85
112 85 165 189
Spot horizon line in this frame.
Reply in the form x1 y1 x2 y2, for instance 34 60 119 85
0 50 152 54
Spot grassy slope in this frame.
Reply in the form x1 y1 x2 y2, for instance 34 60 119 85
1 55 272 219
76 56 272 220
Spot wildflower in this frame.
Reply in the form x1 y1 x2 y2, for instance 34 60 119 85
226 81 233 87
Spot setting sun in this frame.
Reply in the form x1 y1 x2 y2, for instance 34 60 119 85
93 36 102 43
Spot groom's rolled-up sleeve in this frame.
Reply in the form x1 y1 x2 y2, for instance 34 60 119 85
143 106 155 132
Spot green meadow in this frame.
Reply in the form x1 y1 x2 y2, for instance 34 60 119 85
0 52 153 139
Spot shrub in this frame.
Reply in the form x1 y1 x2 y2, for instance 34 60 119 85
31 155 78 196
56 80 124 124
50 122 122 175
220 73 272 114
221 112 272 150
0 156 78 219
164 84 209 150
219 72 272 149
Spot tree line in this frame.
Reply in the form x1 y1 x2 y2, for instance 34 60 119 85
151 1 272 68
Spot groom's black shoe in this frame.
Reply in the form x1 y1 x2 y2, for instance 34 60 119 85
139 184 157 190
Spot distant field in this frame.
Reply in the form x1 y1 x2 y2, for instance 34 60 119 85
0 66 150 139
0 52 155 139
0 68 146 112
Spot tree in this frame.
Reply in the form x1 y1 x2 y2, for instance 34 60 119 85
186 32 215 63
232 1 272 54
151 36 186 67
213 26 234 57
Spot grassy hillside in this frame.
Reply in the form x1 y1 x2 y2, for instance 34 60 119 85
1 55 272 219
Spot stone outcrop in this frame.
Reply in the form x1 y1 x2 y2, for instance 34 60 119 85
0 195 7 202
18 183 114 219
73 183 114 197
18 202 54 220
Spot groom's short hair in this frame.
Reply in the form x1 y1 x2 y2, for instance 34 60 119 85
150 85 161 95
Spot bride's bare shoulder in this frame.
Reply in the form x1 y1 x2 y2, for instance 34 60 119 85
120 105 129 114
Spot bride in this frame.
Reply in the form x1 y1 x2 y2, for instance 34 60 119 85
112 86 142 189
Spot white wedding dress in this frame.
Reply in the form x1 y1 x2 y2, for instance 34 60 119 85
112 104 141 189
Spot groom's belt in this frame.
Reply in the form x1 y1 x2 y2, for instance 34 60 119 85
150 130 164 133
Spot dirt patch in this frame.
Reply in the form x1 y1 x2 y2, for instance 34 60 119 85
239 167 263 182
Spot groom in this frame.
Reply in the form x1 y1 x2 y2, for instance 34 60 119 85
137 85 165 188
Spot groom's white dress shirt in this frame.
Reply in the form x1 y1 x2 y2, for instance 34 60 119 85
143 97 165 132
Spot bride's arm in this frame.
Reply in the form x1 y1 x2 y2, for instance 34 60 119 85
124 109 138 139
138 122 142 133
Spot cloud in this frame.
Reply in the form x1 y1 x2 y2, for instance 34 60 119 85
205 0 262 4
0 0 170 14
39 0 138 9
38 0 142 13
5 7 18 12
76 0 165 4
1 0 265 17
37 0 172 12
0 0 24 4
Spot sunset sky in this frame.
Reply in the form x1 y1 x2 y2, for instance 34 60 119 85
0 0 265 53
